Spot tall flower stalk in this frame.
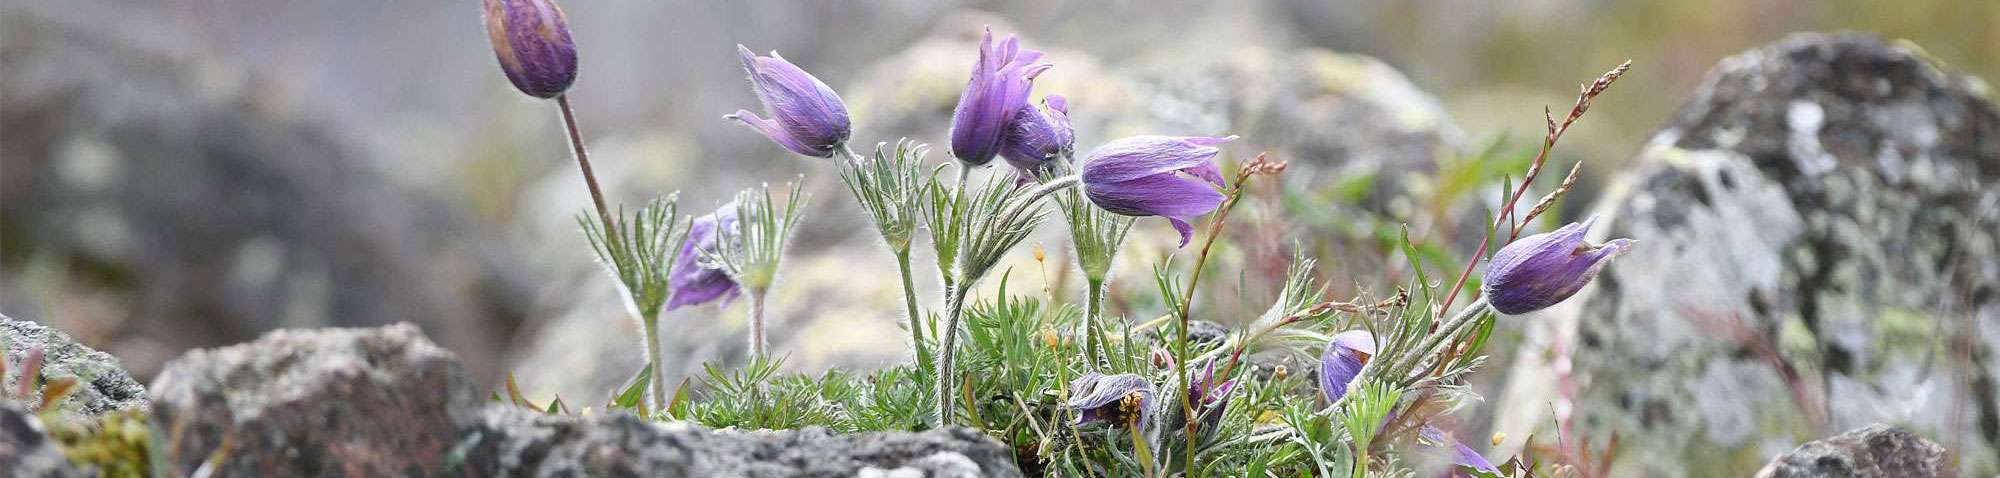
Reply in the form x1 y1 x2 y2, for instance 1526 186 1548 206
930 176 1048 425
706 182 806 359
1055 182 1131 367
839 140 933 370
581 198 688 411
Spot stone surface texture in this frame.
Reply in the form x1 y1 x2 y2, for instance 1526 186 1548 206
1756 424 1947 478
1491 32 2000 476
0 314 148 421
149 323 1023 477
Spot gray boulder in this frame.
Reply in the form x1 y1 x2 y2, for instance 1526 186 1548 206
461 408 1022 477
0 404 85 478
1491 32 2000 476
152 323 1023 476
1 314 147 421
149 323 477 476
1756 424 1946 478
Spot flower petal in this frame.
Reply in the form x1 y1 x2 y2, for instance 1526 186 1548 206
1080 135 1235 184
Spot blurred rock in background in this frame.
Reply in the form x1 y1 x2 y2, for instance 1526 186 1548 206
1491 32 2000 476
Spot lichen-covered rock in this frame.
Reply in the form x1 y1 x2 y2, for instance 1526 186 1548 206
1492 32 2000 476
1756 424 1946 478
149 323 478 476
461 407 1023 477
0 404 85 478
1 314 148 421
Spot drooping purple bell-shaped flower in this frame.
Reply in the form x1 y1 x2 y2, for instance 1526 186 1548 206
1482 216 1634 315
726 45 851 158
1078 135 1235 246
1067 373 1156 429
667 203 742 310
950 28 1051 166
481 0 578 99
1001 95 1073 177
1187 361 1238 433
1317 330 1377 405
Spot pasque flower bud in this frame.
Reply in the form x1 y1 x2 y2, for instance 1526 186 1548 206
1317 330 1375 404
1001 95 1073 177
1482 216 1633 315
667 203 742 310
726 45 851 158
481 0 578 99
950 28 1051 166
1078 135 1236 246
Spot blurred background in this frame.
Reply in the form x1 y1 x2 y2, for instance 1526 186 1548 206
3 0 1996 475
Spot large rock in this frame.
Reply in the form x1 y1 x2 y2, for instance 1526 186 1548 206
1756 424 1946 478
152 323 1023 476
149 323 477 476
0 405 85 478
462 408 1022 477
1492 32 2000 476
1 314 147 421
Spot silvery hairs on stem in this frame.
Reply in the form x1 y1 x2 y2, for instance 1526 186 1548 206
580 195 689 324
839 140 928 255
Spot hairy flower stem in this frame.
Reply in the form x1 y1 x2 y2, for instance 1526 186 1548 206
642 316 668 410
898 249 932 371
1083 278 1107 368
1384 297 1490 384
933 285 972 426
556 95 617 239
747 288 769 359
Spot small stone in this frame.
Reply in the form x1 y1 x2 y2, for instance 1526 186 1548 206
1755 424 1946 478
1 314 148 421
0 404 87 478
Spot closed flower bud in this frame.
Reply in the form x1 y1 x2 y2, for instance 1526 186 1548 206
1078 135 1235 246
726 45 851 158
667 203 742 310
1317 330 1376 404
1001 95 1073 177
950 28 1051 166
1187 361 1238 433
1067 373 1156 429
1482 216 1634 315
481 0 578 99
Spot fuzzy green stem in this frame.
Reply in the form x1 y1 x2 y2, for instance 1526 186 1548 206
897 249 932 371
747 288 769 359
642 317 668 411
1084 278 1107 368
1385 297 1490 383
932 285 972 426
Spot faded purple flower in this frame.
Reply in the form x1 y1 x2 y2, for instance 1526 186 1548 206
950 28 1051 166
1317 330 1377 405
1079 135 1235 247
1188 361 1238 433
1067 373 1156 429
1482 216 1634 315
1419 425 1500 475
1001 95 1073 177
481 0 578 98
667 204 741 310
726 45 851 158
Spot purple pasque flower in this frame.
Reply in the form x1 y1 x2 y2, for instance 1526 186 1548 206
481 0 578 99
1482 216 1634 315
1001 95 1073 177
1419 425 1500 475
726 45 851 158
1317 330 1377 404
667 203 742 310
1067 373 1156 429
949 28 1052 166
1078 135 1235 247
1187 361 1239 433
